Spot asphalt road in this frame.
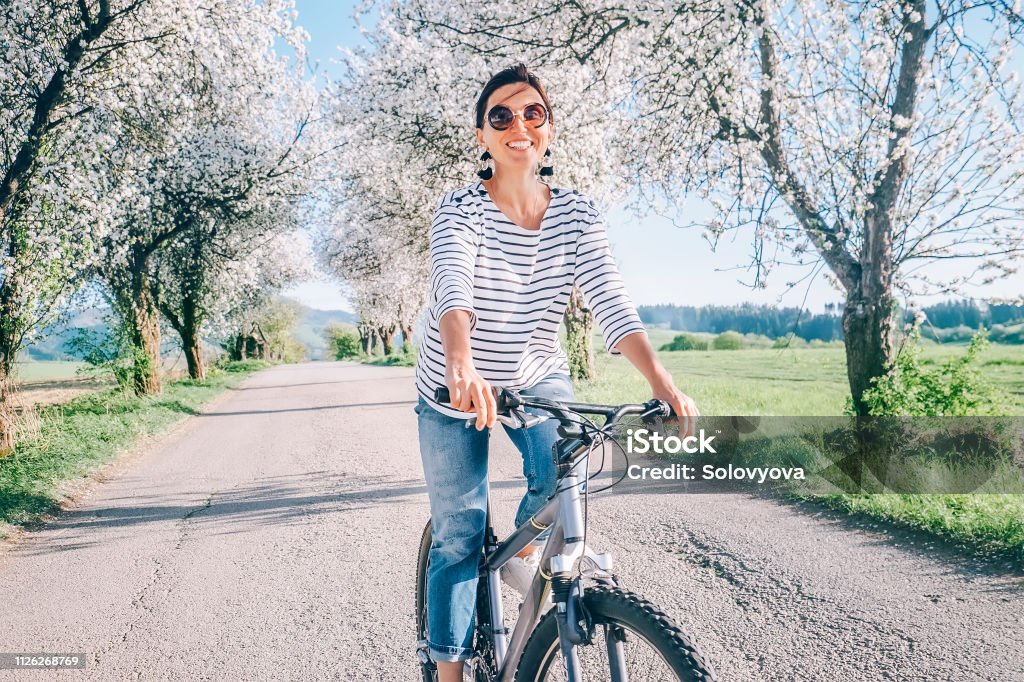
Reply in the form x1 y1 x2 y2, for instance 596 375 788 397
0 362 1021 680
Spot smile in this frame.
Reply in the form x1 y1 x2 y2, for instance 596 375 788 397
506 140 533 150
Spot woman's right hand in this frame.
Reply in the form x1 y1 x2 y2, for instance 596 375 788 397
446 362 497 431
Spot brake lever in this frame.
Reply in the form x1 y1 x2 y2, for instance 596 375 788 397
496 407 548 430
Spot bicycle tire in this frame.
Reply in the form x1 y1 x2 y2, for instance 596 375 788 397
415 520 435 682
515 585 717 681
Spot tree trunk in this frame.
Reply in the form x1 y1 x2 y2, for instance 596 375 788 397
160 286 206 382
379 324 395 356
400 322 414 351
564 286 595 381
183 331 205 381
115 251 162 395
0 264 21 454
180 293 205 380
844 207 897 415
843 292 896 416
0 366 15 456
369 328 380 356
126 288 162 395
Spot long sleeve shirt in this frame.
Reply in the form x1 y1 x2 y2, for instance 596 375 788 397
414 181 646 418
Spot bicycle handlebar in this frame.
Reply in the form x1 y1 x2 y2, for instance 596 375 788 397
433 386 673 427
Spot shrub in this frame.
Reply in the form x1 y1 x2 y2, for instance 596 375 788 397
712 331 744 350
323 323 361 360
64 327 136 389
658 334 708 352
333 331 360 360
772 333 808 349
858 326 1014 416
741 333 776 349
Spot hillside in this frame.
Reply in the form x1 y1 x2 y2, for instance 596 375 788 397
21 298 357 362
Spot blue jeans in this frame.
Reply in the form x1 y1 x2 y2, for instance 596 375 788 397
417 373 575 663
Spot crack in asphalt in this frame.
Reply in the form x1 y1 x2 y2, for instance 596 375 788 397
91 491 219 667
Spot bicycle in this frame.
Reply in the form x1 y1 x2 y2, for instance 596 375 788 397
415 386 718 681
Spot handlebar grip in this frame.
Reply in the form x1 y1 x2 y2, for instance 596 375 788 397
641 399 674 423
434 386 519 411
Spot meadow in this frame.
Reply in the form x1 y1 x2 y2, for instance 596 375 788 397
579 333 1024 416
12 361 86 382
576 337 1024 566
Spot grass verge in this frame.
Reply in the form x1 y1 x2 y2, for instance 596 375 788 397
807 493 1024 567
364 351 416 367
0 360 270 537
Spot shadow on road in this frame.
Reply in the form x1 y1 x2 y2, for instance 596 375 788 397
199 400 419 417
783 496 1024 585
12 473 528 556
229 375 416 392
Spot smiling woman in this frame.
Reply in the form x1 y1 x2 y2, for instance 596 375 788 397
412 63 702 682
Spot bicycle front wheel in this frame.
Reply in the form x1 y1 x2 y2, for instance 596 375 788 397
415 520 436 682
515 586 716 681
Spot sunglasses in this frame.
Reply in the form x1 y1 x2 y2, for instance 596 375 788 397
486 102 548 131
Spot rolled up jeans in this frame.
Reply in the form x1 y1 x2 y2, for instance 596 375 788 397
417 372 575 663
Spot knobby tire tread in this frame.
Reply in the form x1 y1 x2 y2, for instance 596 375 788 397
515 585 717 682
415 520 435 682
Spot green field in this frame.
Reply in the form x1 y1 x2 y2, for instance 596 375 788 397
577 340 1024 566
12 361 86 382
577 342 1024 416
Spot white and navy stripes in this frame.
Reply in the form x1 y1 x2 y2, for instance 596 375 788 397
415 181 646 418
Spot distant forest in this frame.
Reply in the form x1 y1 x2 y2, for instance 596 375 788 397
638 300 1024 342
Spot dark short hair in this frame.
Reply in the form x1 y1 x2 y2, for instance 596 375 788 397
474 63 554 129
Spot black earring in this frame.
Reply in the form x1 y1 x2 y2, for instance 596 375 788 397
476 150 493 180
539 148 554 177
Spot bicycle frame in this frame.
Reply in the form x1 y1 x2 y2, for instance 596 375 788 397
479 438 617 682
421 389 669 682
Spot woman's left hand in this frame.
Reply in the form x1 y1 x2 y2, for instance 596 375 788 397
649 374 700 438
611 332 700 437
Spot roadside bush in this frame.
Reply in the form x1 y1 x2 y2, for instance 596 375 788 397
659 334 708 351
712 331 744 350
741 333 776 349
334 332 360 359
772 333 809 349
366 343 417 367
64 327 136 390
215 359 272 373
323 323 361 360
858 326 1014 416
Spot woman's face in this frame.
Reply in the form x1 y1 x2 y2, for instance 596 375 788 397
476 82 553 176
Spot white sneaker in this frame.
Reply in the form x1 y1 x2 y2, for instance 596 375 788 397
500 552 541 596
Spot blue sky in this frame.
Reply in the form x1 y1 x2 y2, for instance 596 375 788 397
285 0 1021 313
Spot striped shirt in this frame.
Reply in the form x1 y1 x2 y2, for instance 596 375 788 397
415 181 646 419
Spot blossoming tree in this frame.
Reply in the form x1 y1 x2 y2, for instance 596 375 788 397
391 0 1024 413
324 10 628 374
0 0 182 449
95 0 323 394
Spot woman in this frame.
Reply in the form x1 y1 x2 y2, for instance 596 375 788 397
415 64 699 681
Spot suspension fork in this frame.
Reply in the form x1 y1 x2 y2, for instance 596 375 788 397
549 458 593 682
